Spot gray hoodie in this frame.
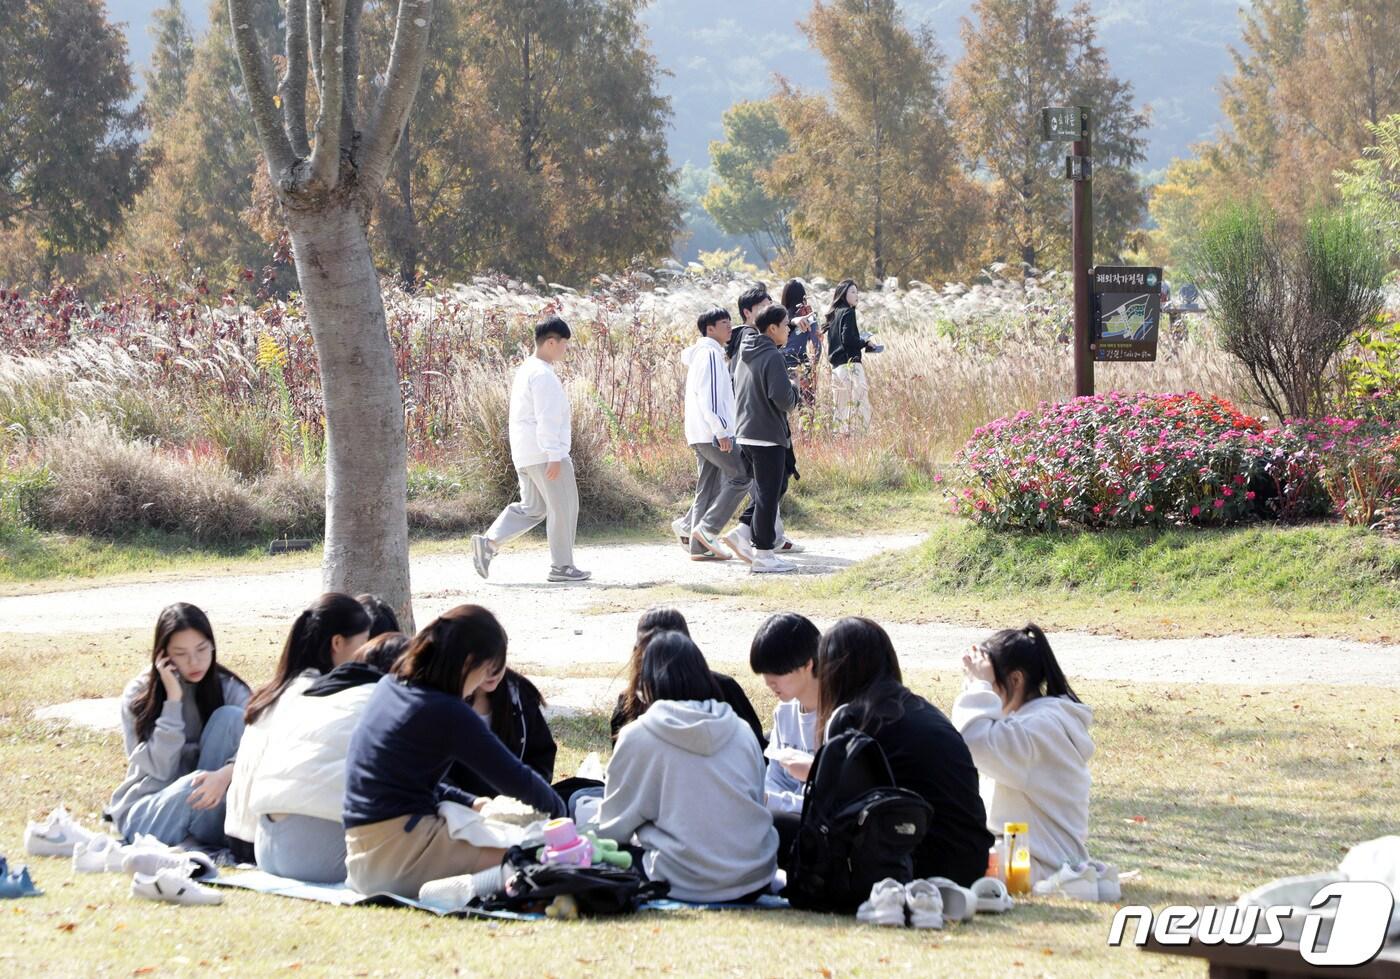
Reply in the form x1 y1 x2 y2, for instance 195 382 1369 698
590 699 778 902
106 671 250 831
733 329 798 447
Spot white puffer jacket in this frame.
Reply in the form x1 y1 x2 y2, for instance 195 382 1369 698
225 673 375 841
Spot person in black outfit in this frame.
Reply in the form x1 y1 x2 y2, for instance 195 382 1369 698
824 279 872 434
447 668 557 799
610 607 765 748
813 617 994 887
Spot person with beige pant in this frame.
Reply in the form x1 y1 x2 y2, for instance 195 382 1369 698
472 317 590 584
342 605 565 898
824 280 872 435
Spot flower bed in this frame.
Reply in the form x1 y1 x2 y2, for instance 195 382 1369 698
951 392 1399 532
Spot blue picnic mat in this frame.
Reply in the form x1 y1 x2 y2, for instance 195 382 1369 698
207 870 789 920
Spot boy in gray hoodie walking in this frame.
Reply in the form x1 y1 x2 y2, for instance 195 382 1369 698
728 304 800 574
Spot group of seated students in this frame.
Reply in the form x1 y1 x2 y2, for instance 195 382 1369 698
106 595 1095 904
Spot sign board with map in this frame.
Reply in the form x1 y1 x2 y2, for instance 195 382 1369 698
1092 266 1162 362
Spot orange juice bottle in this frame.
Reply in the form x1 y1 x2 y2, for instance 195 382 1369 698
1003 822 1032 896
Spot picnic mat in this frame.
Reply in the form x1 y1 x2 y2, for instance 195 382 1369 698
207 870 789 920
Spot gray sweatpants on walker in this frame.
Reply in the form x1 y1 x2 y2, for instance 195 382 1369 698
485 458 579 568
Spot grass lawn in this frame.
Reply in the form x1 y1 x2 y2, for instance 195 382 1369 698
793 516 1400 641
4 628 1396 977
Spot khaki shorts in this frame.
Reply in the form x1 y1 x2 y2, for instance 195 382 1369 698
345 814 505 897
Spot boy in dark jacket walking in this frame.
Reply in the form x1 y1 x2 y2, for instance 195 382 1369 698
729 305 800 574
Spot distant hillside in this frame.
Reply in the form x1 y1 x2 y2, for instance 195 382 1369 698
107 0 1242 171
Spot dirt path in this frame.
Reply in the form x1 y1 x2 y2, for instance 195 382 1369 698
7 533 1400 713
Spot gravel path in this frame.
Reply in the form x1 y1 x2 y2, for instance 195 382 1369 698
9 531 1400 732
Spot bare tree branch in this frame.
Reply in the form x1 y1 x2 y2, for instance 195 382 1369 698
308 0 323 97
281 0 312 157
227 0 295 178
309 0 346 189
360 0 434 196
341 0 365 150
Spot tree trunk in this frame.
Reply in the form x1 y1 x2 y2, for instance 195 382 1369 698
285 201 414 631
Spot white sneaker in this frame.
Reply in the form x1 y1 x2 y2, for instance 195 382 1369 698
1090 860 1122 902
776 538 805 554
131 868 223 906
123 847 217 881
24 805 97 857
419 873 479 911
926 876 976 922
750 550 797 574
856 877 907 927
722 526 754 564
670 517 690 548
73 835 131 873
904 879 945 929
690 526 729 559
1033 861 1100 901
971 876 1015 913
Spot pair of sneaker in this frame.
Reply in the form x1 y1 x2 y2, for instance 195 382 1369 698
0 856 42 899
721 524 802 574
74 834 216 881
857 877 977 929
24 805 98 858
1032 859 1122 902
126 843 221 907
470 535 591 583
130 867 223 906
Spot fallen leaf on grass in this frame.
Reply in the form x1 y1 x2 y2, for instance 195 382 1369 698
56 922 77 932
132 969 155 976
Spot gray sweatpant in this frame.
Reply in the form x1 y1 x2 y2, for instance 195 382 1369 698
687 442 750 551
485 459 579 568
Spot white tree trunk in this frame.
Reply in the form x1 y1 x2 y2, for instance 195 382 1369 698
286 202 413 630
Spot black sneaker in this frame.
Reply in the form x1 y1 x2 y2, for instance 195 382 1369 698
547 565 592 583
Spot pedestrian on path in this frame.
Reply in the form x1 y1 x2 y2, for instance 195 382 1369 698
472 318 590 584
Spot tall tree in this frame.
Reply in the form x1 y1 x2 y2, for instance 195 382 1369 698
951 0 1149 270
368 0 679 286
1211 0 1400 217
768 0 983 283
228 0 436 626
703 100 794 267
0 0 146 285
146 0 197 125
120 0 283 286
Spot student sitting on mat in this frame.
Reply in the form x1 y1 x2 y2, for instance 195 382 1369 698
609 606 765 748
342 605 565 898
107 603 250 848
587 630 778 903
816 617 995 887
952 623 1094 881
446 666 557 799
224 593 372 880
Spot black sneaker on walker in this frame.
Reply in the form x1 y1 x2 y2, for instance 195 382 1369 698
548 565 592 583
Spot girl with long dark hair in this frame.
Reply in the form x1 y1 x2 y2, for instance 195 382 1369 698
824 280 872 434
952 624 1094 882
446 666 558 798
224 593 374 881
342 605 564 898
815 617 994 887
106 603 250 847
609 607 765 747
589 631 778 902
780 280 822 414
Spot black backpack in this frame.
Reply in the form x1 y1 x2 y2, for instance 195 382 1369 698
476 846 670 916
783 727 934 913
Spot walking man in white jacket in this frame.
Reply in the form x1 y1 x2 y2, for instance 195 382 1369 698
472 317 590 583
677 307 749 560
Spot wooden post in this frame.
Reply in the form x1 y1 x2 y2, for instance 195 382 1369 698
1072 109 1094 398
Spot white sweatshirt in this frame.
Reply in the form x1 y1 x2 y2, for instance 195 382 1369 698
763 700 815 814
589 699 778 903
225 674 375 841
951 680 1094 879
681 337 736 446
508 355 572 468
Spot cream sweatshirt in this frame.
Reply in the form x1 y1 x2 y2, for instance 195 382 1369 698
952 680 1095 880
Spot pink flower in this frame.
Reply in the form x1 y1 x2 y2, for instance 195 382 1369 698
1144 504 1155 513
1062 498 1073 508
1038 501 1050 511
1214 499 1225 509
1246 491 1256 500
1223 488 1234 497
1191 505 1201 517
